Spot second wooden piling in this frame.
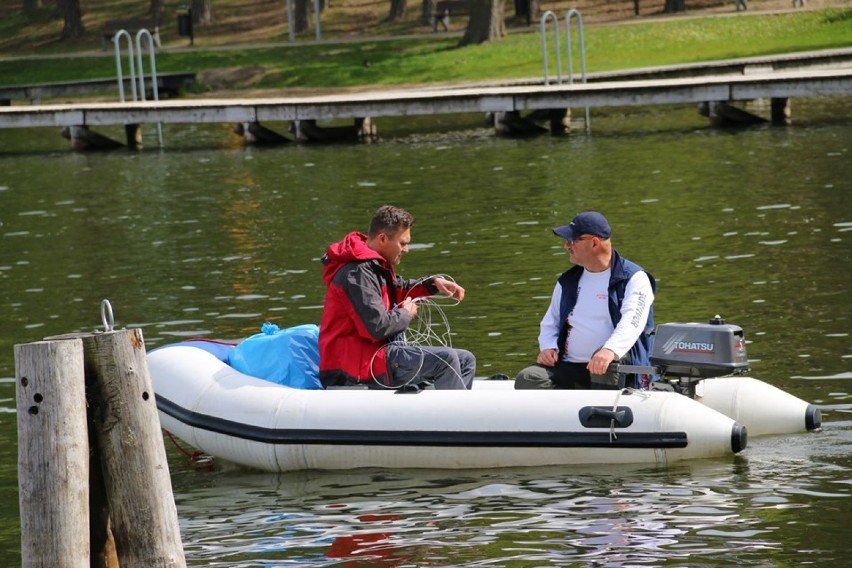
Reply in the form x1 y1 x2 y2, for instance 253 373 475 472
83 328 186 567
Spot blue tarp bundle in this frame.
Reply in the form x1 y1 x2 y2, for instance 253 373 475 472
228 322 322 390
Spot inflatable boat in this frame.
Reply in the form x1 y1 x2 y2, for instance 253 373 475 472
146 320 820 472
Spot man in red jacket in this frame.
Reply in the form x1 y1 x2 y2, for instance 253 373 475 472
319 205 475 390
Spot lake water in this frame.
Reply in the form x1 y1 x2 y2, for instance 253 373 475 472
1 98 850 565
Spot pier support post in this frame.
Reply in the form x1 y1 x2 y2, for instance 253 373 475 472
771 97 791 126
125 124 143 149
234 121 291 144
15 339 90 568
548 109 571 134
61 126 124 151
82 328 186 567
698 101 767 127
355 117 376 141
493 111 548 137
290 119 364 143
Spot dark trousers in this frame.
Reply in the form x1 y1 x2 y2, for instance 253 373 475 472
386 344 475 390
514 360 625 390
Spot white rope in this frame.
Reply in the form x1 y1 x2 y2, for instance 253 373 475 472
609 388 623 443
607 388 651 442
368 274 464 389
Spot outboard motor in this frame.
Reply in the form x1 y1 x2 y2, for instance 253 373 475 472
649 316 750 397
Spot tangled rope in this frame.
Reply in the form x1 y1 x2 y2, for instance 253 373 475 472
368 274 465 389
397 273 462 349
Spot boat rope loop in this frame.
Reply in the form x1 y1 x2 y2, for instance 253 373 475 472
609 389 623 443
604 388 646 442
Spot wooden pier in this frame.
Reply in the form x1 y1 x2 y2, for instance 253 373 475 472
0 67 850 148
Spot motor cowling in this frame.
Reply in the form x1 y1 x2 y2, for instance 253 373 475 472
650 317 750 379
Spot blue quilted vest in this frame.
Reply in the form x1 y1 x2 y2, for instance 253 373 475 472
556 249 656 388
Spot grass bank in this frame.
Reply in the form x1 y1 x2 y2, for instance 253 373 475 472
0 5 849 95
0 0 757 54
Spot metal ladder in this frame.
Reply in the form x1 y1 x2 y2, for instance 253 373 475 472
540 9 591 132
113 29 163 146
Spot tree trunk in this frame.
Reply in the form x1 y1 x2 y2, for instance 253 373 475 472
149 0 166 18
23 0 42 16
58 0 84 40
295 0 311 33
664 0 685 13
514 0 540 25
528 0 540 22
192 0 213 25
389 0 407 21
459 0 505 46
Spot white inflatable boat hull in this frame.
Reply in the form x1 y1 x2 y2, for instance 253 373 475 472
148 345 750 472
475 378 820 437
695 377 821 436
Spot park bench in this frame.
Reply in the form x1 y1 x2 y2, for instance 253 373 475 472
426 0 471 32
0 72 196 105
102 18 161 50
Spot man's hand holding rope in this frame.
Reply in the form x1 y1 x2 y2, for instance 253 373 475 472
434 277 465 301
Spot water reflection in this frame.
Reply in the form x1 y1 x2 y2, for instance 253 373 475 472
166 419 851 567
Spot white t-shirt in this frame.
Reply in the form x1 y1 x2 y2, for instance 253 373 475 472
537 268 654 362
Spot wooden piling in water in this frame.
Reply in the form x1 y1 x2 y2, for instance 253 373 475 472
771 97 792 126
82 328 186 567
16 327 187 567
125 124 143 150
15 338 90 568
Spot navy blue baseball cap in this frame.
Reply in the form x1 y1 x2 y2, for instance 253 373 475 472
552 211 612 241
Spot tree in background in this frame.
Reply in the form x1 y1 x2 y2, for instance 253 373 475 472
58 0 84 39
459 0 505 46
192 0 213 24
149 0 166 18
389 0 407 21
664 0 686 12
295 0 311 33
23 0 42 16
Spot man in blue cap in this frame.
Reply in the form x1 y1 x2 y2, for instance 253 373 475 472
514 211 656 390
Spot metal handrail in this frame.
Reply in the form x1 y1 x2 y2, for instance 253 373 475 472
135 29 163 146
113 30 137 103
134 29 159 103
564 9 587 86
540 11 562 86
564 9 590 131
539 10 591 132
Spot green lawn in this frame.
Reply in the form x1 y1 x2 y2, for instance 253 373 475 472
1 8 849 92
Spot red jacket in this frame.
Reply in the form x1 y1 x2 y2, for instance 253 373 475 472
319 232 435 387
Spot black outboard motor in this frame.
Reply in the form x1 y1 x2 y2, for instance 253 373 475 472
649 316 750 397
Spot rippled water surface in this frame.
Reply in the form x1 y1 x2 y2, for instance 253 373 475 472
0 97 850 565
166 429 852 567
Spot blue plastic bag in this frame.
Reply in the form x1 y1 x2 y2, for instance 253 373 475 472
228 322 322 389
